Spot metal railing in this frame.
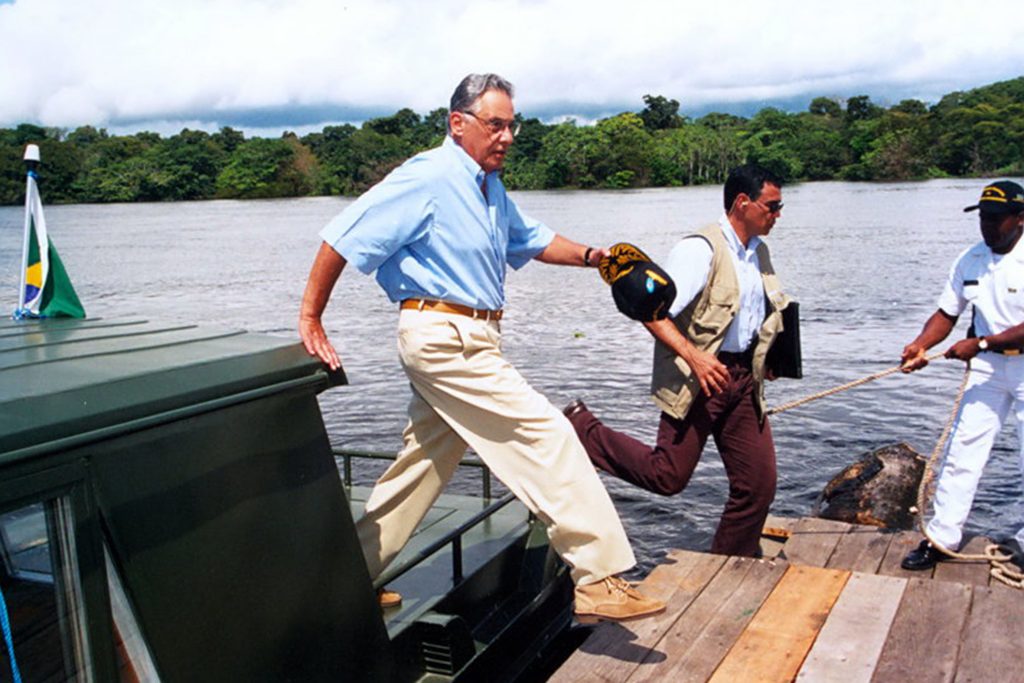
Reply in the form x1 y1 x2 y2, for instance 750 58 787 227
333 448 511 589
334 448 494 499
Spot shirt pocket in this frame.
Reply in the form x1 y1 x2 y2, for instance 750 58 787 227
962 279 979 302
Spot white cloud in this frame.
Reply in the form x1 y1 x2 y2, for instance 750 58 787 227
1 0 1022 134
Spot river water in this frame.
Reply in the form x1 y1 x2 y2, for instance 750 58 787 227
3 179 1022 576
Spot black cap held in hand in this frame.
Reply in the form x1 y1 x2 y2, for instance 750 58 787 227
598 243 677 322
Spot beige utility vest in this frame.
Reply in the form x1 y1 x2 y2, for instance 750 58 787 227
651 223 789 421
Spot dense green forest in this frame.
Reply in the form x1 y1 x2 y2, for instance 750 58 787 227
2 76 1023 205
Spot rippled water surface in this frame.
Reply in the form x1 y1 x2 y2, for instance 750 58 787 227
3 179 1022 576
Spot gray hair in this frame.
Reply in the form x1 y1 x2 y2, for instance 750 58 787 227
449 73 514 114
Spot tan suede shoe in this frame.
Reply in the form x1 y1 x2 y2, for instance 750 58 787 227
377 587 402 608
574 576 665 623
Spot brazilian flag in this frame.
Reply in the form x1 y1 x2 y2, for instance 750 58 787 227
18 166 85 319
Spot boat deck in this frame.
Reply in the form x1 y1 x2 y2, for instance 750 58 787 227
347 485 532 635
552 516 1023 682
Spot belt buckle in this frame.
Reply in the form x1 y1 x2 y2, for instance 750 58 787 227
1004 349 1021 356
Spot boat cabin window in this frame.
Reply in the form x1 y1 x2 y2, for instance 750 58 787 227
0 497 92 682
104 546 160 682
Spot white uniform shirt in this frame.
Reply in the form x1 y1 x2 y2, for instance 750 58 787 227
938 236 1024 338
664 214 765 353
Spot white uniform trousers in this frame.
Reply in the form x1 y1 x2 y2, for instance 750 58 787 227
927 353 1024 549
355 309 636 586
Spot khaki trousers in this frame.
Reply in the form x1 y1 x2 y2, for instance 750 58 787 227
355 309 636 586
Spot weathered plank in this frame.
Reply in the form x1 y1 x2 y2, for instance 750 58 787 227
761 514 798 559
708 565 849 682
954 586 1024 682
873 577 973 683
550 549 726 683
933 535 992 587
554 518 1024 683
629 557 787 683
762 514 798 534
826 525 893 574
796 572 906 683
877 530 929 579
782 517 850 567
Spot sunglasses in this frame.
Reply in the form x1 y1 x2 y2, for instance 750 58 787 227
754 198 784 214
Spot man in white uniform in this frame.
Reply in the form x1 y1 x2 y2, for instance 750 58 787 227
901 180 1024 570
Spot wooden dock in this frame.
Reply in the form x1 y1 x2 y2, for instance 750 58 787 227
551 516 1023 682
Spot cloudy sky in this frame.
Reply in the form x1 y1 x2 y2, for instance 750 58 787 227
1 0 1022 137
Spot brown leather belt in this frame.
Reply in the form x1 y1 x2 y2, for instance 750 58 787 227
990 348 1023 356
400 299 503 321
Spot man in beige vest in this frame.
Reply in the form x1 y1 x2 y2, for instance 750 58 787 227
565 164 789 557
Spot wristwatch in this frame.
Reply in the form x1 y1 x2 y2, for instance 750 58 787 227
978 337 989 351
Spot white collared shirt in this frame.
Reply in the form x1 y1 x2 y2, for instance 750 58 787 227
664 214 765 353
938 236 1024 337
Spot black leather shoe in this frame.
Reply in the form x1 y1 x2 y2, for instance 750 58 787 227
563 399 587 419
901 540 947 571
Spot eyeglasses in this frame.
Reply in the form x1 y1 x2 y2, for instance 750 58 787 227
461 110 521 138
754 199 784 214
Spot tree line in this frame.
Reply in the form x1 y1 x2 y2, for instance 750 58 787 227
2 76 1023 205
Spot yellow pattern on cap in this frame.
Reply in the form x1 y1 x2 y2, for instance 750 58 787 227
598 242 653 285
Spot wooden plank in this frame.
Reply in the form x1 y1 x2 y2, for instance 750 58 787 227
954 586 1024 683
933 535 992 587
762 514 798 534
782 517 850 568
550 549 726 683
708 565 849 683
873 578 973 682
630 557 788 683
877 530 930 579
796 572 906 683
825 525 893 574
761 515 798 559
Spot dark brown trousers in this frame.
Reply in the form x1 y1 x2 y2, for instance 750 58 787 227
567 354 776 557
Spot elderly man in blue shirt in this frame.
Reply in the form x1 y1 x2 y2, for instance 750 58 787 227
299 73 664 623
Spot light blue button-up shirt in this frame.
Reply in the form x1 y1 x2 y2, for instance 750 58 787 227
663 215 765 353
319 136 554 310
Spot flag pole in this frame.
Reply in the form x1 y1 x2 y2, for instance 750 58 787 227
17 144 40 315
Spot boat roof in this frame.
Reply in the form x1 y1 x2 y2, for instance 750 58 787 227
0 317 343 464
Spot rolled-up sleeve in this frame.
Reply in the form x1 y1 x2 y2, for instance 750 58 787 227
319 163 434 275
505 198 554 269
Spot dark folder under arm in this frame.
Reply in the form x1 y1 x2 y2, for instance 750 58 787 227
766 301 802 379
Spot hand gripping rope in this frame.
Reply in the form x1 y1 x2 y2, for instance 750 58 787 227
766 353 1022 588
